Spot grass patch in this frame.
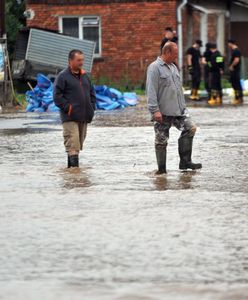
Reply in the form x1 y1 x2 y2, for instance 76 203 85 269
15 93 27 107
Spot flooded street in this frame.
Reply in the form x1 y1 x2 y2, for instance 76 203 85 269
0 98 248 300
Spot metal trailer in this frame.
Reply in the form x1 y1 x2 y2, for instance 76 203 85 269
12 28 95 81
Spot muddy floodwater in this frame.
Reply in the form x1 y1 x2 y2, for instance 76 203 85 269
0 98 248 300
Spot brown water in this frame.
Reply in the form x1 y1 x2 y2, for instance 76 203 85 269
0 98 248 300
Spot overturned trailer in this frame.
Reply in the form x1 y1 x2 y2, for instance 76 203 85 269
12 28 95 81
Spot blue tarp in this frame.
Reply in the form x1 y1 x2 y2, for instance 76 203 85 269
26 74 60 112
25 74 138 112
94 85 138 110
0 47 4 71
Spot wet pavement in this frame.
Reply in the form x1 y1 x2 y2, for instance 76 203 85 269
0 97 248 300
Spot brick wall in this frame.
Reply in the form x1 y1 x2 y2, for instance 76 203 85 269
26 1 177 85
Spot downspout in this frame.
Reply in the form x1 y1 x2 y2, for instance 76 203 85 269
177 0 187 82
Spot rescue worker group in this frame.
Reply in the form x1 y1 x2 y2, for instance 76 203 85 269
187 39 243 105
161 27 243 106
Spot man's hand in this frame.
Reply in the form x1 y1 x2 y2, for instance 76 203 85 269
229 65 234 71
153 111 163 123
188 65 194 75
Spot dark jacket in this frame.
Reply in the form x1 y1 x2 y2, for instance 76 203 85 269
160 36 178 52
209 50 224 73
54 67 96 123
186 46 201 70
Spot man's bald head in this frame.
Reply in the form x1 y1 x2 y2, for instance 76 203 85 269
162 42 177 55
161 42 178 64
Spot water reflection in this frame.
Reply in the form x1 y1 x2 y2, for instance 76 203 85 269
153 170 197 191
59 167 92 189
178 170 197 189
153 173 169 191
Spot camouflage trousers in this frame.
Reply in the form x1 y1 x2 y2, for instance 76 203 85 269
154 115 197 148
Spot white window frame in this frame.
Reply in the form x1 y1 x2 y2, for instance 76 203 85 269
58 15 102 58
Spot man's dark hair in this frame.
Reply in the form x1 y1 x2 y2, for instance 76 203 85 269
165 27 173 32
210 43 217 49
205 42 211 49
228 39 236 44
68 49 83 60
195 39 203 47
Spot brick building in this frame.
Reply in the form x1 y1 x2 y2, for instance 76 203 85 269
25 0 248 85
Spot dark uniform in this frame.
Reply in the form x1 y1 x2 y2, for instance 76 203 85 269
160 36 178 53
229 48 243 102
203 46 212 99
186 46 201 99
208 50 224 105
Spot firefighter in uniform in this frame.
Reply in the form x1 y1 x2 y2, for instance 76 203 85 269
202 43 212 100
228 39 243 105
208 43 224 106
186 40 202 101
160 27 178 53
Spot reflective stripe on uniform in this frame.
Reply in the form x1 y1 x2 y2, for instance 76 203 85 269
216 56 224 63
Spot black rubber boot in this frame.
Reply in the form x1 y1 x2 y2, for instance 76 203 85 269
237 90 243 103
178 136 202 170
155 145 167 174
67 155 71 168
232 90 243 105
69 155 79 168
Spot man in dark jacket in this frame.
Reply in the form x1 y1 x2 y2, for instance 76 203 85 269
54 49 96 168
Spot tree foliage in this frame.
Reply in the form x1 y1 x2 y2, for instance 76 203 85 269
6 0 25 58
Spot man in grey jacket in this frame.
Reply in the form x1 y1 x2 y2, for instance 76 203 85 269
146 42 202 174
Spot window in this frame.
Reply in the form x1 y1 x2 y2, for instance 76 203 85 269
62 18 79 38
59 16 101 56
82 17 100 54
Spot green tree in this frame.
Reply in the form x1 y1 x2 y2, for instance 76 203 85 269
6 0 25 59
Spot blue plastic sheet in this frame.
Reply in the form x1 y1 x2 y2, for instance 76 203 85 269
95 85 138 110
0 47 4 71
0 44 4 81
26 74 138 112
25 74 60 112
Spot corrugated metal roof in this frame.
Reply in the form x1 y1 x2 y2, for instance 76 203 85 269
26 29 95 73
